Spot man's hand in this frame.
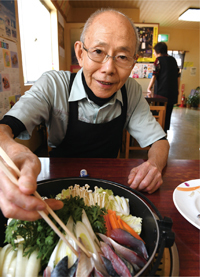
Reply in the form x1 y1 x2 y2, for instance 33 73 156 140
128 161 163 194
0 150 64 221
147 75 156 97
0 124 63 221
147 90 152 97
128 140 169 194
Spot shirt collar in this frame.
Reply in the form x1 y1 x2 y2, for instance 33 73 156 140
69 68 124 106
69 68 87 102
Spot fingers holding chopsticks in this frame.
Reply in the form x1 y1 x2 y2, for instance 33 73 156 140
0 171 64 221
0 147 63 221
7 149 41 193
0 169 44 220
0 189 44 221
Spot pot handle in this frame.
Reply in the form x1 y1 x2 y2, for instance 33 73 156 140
157 216 175 248
147 217 175 276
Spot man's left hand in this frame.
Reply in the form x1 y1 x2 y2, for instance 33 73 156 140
128 161 163 194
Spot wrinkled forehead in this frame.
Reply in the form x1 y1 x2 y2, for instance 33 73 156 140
85 11 136 51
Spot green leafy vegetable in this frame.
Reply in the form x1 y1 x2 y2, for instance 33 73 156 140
5 196 106 268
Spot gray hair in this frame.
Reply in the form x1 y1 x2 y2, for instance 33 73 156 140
80 8 139 55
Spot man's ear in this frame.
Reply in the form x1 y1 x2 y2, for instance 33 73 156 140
74 41 83 67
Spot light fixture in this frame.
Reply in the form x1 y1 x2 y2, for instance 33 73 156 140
178 8 200 22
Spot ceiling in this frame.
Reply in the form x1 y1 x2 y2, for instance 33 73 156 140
56 0 200 30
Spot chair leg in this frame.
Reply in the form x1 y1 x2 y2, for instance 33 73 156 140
125 132 130 159
117 150 120 159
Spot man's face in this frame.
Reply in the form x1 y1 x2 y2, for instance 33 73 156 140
75 12 137 98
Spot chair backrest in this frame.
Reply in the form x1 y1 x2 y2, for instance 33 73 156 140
150 105 166 129
124 105 166 158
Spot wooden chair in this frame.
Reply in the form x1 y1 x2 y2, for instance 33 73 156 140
149 105 166 128
125 105 166 158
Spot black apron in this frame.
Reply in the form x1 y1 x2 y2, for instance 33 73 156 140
50 73 127 158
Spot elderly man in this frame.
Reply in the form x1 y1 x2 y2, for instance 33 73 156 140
0 9 169 221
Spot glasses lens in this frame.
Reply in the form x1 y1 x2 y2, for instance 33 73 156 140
88 48 106 63
115 55 134 68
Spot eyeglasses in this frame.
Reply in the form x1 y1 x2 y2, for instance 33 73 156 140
82 44 136 69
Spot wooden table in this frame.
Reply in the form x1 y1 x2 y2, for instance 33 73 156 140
38 158 199 277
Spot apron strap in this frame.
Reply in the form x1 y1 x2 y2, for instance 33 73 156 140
69 72 77 94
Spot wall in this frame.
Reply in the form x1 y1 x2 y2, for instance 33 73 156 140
57 11 66 71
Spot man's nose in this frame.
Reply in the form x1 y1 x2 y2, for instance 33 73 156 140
101 55 116 74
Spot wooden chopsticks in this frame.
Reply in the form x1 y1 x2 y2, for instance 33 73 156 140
0 147 92 258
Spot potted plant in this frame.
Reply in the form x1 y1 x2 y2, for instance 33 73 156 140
186 96 190 108
187 92 200 108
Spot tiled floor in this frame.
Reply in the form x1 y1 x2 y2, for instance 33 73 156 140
124 107 200 160
167 107 199 160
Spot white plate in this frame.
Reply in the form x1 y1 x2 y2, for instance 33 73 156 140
173 179 200 229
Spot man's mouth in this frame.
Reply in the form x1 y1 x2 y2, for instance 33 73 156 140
99 81 112 85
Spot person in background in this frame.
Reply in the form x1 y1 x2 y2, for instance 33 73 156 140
147 42 180 133
0 9 169 221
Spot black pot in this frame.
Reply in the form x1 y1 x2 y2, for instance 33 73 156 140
0 177 175 276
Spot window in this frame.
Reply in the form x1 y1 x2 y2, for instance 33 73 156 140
17 0 58 84
168 50 185 69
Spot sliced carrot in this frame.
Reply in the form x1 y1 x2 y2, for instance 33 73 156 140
109 211 120 229
120 219 145 243
117 216 124 229
177 185 200 191
104 214 112 237
111 214 120 229
107 210 144 243
107 209 115 214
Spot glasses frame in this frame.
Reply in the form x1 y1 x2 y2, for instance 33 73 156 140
82 43 136 69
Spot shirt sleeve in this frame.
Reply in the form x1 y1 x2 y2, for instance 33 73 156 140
0 115 26 138
3 73 53 138
125 77 166 148
4 70 71 144
153 58 160 76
